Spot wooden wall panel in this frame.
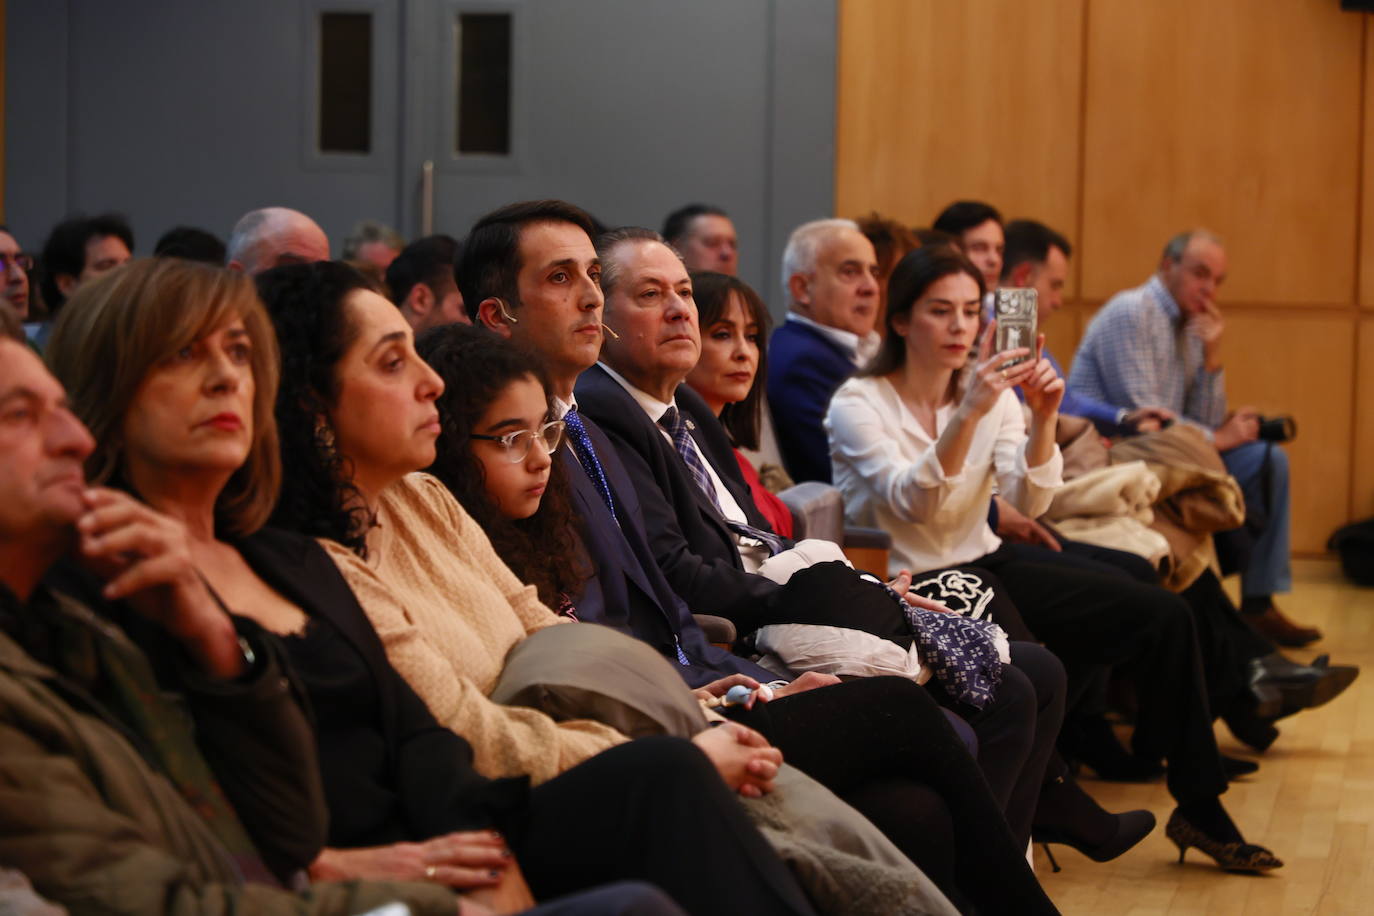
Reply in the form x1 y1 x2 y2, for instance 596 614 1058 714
1041 302 1085 369
836 0 1369 554
1 0 6 221
836 0 1085 294
1219 312 1354 554
1080 0 1363 305
1354 319 1374 517
1363 16 1374 309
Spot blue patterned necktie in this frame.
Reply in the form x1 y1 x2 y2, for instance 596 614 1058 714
563 408 616 520
657 406 786 557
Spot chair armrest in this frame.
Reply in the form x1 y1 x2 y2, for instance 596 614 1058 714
843 526 892 549
693 614 737 649
842 527 891 578
777 481 844 543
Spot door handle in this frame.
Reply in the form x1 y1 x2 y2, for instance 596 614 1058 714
421 160 435 236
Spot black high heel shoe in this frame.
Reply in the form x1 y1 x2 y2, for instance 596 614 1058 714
1032 775 1156 871
1165 808 1283 872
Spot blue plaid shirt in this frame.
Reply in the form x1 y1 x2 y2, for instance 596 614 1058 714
1068 275 1227 430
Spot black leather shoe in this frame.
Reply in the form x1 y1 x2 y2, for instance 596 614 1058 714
1221 754 1260 779
1249 652 1359 720
1062 715 1165 782
1222 706 1281 753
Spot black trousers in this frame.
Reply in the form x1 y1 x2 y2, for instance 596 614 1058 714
514 736 816 916
724 676 1058 916
1055 539 1274 722
1179 569 1273 716
971 543 1227 807
923 641 1065 851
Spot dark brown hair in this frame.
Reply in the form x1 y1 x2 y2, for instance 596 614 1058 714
687 270 772 450
863 245 985 389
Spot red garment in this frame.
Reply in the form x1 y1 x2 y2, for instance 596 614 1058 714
734 449 794 539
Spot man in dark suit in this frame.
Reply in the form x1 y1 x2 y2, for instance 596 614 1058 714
456 201 804 690
570 227 1154 858
765 218 882 483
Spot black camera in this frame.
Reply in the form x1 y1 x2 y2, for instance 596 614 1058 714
1257 416 1296 443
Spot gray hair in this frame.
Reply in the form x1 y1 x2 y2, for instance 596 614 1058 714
341 219 404 260
594 227 680 299
1161 228 1223 263
780 218 860 303
225 207 323 273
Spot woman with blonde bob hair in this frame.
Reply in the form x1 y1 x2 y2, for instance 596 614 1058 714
46 257 281 535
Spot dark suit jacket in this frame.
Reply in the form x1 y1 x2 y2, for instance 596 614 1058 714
766 319 858 484
234 528 524 846
560 413 774 688
576 364 788 634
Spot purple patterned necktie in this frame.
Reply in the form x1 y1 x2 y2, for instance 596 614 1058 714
658 406 786 556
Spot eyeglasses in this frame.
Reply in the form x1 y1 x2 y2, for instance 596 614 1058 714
471 419 566 463
0 253 34 274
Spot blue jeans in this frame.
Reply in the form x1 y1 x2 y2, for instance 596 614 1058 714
1221 440 1292 598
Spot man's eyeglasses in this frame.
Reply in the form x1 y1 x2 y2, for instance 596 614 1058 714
471 419 566 463
0 253 34 274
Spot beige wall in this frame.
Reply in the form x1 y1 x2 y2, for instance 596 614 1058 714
837 0 1372 555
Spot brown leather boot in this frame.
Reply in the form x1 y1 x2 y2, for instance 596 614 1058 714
1243 602 1322 647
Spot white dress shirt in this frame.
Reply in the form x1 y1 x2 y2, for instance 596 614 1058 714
825 375 1063 575
597 363 768 572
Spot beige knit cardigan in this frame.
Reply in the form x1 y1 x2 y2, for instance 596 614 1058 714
322 473 628 784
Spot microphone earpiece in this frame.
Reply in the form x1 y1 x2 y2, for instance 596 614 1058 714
497 299 519 324
601 324 620 340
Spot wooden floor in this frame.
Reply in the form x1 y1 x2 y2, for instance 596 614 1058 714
1038 560 1374 915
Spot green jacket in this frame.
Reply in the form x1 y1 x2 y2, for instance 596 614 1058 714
0 590 457 916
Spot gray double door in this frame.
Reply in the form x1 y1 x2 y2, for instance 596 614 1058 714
5 0 835 303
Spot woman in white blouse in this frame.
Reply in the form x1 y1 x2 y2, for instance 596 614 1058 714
828 246 1280 873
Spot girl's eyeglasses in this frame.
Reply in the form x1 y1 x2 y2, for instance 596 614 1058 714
471 419 566 463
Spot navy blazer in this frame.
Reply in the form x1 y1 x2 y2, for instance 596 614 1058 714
559 412 774 688
766 320 858 484
575 364 788 635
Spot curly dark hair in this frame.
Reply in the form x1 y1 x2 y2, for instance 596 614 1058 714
255 261 378 555
416 323 590 608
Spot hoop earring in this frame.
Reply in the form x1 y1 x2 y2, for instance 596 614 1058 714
315 417 337 457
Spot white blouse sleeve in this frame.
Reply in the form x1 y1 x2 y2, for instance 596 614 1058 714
989 392 1063 517
827 381 967 524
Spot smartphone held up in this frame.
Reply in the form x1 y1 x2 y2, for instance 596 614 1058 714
993 287 1037 366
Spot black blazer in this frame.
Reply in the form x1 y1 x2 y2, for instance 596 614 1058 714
234 528 524 846
559 413 774 688
575 365 787 634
